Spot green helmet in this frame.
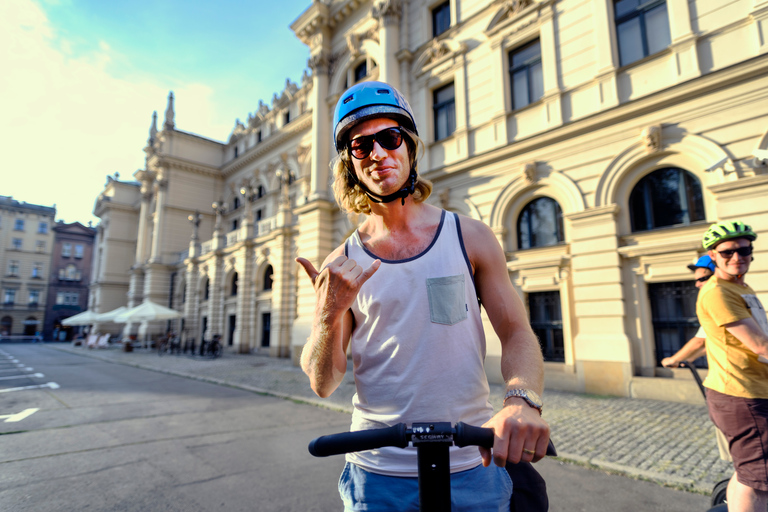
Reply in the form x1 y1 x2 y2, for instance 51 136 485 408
702 220 757 250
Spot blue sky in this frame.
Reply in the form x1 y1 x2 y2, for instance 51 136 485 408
1 0 312 225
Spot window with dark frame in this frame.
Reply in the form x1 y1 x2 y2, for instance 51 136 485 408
231 272 238 296
649 281 707 368
509 39 544 110
284 111 290 125
614 0 671 67
14 219 24 231
629 168 705 232
517 197 564 250
528 291 565 362
263 265 273 291
354 61 367 82
433 83 456 141
204 279 210 301
432 1 451 38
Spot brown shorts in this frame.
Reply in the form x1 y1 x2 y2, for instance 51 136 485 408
707 388 768 491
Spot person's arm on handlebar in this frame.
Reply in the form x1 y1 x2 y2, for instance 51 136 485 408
297 247 381 398
459 217 551 467
661 335 706 367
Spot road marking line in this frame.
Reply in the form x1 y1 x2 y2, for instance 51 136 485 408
0 382 59 393
0 408 39 423
0 367 33 373
0 373 44 381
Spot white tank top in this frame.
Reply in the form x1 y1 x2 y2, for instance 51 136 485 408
344 210 493 476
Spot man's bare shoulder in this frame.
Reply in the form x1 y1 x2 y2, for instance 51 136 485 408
455 213 499 248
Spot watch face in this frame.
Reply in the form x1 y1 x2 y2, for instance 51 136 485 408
525 390 542 407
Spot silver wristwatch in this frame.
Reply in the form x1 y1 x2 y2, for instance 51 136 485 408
503 388 543 414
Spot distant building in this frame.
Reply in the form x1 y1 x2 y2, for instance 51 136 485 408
44 222 97 341
0 196 56 338
89 0 768 402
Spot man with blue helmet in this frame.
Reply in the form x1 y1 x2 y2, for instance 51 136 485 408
660 254 715 368
297 81 550 511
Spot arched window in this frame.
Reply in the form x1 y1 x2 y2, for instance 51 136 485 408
231 272 238 296
204 278 210 301
629 168 704 232
263 265 273 291
517 197 564 250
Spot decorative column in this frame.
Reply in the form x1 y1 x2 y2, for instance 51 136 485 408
183 212 201 345
373 0 402 88
205 201 227 341
539 3 562 127
308 50 332 202
149 175 168 264
271 168 296 358
235 186 257 353
566 205 633 396
667 0 700 83
591 0 619 109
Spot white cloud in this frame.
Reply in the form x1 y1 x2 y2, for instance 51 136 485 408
0 0 231 224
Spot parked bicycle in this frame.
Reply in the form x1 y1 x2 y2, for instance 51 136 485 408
197 334 222 359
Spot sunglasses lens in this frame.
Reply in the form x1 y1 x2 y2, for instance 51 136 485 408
718 246 753 258
378 128 403 150
348 128 403 159
350 138 373 159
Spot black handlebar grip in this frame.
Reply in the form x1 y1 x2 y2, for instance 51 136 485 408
454 422 494 449
308 423 409 457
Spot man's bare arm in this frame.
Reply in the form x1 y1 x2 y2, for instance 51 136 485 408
661 336 706 367
726 317 768 358
460 216 549 466
297 250 380 398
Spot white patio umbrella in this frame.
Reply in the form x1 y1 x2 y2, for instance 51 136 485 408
114 301 183 323
61 310 100 326
93 306 129 323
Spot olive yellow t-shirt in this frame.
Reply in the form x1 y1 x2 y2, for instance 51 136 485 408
696 277 768 398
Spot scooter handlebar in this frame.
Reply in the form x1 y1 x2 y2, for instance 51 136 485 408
308 422 409 457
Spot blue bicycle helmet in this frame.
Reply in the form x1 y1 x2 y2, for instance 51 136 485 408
333 81 418 152
687 255 716 273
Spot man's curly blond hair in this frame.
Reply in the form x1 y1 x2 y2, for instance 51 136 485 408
331 127 432 215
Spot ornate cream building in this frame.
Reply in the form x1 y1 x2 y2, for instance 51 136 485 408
89 0 768 402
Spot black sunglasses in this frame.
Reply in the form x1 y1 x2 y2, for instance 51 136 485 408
695 275 711 283
716 246 753 259
348 127 404 160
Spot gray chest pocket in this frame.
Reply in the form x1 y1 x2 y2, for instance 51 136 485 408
426 275 468 325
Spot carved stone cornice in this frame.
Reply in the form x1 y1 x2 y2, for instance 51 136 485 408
221 111 313 177
372 0 401 25
308 51 331 75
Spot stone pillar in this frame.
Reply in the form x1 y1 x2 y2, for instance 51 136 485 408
566 205 633 396
667 0 700 82
308 51 332 202
751 0 768 55
269 170 296 358
373 0 402 88
591 0 619 109
234 244 254 353
183 261 199 345
206 256 224 341
539 4 562 127
149 176 168 264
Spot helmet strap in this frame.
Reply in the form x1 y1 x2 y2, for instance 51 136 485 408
348 168 418 206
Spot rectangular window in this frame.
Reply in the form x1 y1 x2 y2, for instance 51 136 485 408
62 243 72 257
509 39 544 110
4 289 16 304
32 263 42 278
38 222 48 234
527 291 565 362
432 1 451 38
256 130 262 143
8 261 19 276
433 83 456 141
649 281 706 367
56 292 79 306
28 290 39 305
74 244 84 259
12 238 22 250
283 111 290 125
14 219 24 231
615 0 671 66
36 241 46 253
354 61 368 82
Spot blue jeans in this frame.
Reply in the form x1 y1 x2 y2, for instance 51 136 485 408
338 461 513 511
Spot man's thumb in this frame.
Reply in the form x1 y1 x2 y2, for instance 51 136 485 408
296 257 319 283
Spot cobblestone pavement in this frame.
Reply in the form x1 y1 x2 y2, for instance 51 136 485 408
47 343 732 495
